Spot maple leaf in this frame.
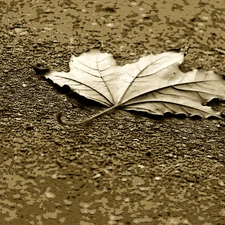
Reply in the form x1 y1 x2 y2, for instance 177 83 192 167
36 49 225 125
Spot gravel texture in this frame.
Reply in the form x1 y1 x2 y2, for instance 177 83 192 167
1 0 225 225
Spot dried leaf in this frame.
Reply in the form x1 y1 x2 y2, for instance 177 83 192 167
38 49 225 124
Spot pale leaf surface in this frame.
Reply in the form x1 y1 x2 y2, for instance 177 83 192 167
45 49 225 118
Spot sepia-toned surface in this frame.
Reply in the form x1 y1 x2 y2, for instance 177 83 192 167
1 0 225 224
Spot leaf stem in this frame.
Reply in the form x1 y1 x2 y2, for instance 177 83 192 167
57 104 119 126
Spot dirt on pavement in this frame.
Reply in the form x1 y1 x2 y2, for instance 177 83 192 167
1 0 225 224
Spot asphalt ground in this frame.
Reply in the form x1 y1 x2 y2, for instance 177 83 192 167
1 1 225 224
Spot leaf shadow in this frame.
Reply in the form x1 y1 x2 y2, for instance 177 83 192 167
38 73 225 121
44 78 104 108
127 110 188 121
128 110 221 120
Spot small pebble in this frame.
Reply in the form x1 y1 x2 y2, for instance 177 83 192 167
63 199 72 206
13 194 21 199
93 174 101 179
220 208 225 216
60 217 66 223
218 180 225 186
45 192 55 199
13 137 24 143
154 176 162 181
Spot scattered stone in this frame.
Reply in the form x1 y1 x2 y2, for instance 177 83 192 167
12 138 24 143
132 176 145 186
218 180 225 186
63 199 72 206
154 176 162 181
93 173 101 179
12 194 21 199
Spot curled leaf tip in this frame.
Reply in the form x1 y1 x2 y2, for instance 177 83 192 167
31 63 51 75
